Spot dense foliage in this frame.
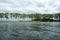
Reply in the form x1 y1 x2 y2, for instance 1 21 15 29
0 13 60 22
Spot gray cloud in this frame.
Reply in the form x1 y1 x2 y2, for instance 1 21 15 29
0 0 60 14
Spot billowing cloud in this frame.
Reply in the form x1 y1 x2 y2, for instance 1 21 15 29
0 0 60 14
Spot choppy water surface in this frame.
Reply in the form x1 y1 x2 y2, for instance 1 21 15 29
0 22 60 40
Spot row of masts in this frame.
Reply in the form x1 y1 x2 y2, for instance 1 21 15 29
0 13 60 20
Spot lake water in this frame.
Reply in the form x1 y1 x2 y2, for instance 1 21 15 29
0 22 60 40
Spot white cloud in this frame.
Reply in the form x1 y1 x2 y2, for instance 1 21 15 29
0 0 60 14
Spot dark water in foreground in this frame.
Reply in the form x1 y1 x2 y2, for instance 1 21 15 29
0 22 60 40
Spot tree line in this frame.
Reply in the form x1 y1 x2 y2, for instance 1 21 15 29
0 13 60 22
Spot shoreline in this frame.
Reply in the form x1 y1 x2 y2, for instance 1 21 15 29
0 20 60 22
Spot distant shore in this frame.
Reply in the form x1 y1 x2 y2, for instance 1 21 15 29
0 20 60 22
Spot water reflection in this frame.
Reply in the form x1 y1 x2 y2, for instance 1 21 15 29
0 22 60 40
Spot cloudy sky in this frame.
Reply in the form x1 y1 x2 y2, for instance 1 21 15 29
0 0 60 14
